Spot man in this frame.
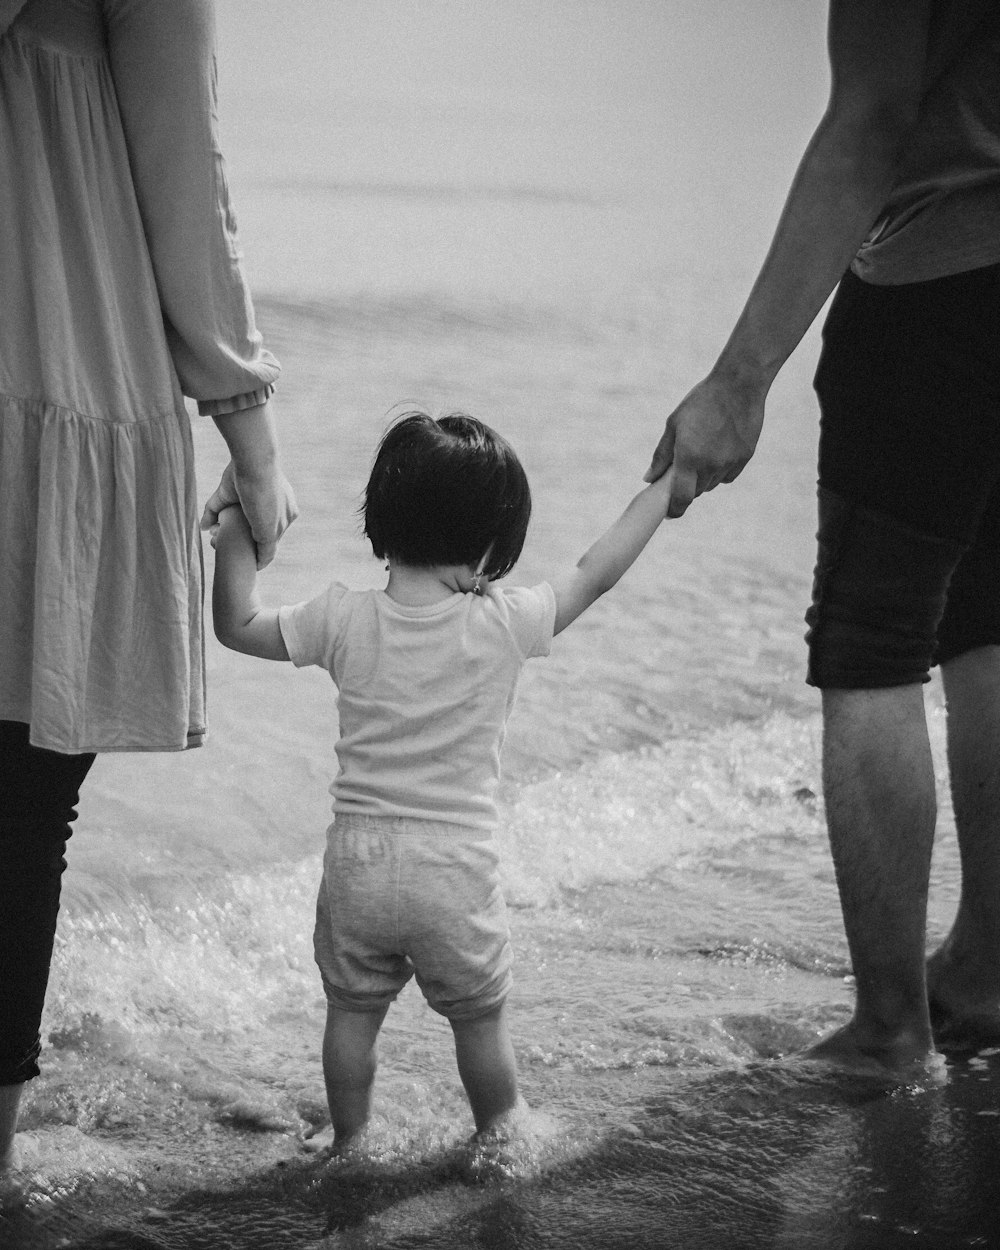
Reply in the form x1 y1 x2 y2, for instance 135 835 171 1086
646 0 1000 1071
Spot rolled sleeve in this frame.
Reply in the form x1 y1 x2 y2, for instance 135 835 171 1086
197 382 275 418
106 0 279 411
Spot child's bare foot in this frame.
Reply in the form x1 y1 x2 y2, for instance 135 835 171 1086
467 1100 561 1180
300 1125 335 1157
472 1096 534 1142
301 1120 384 1161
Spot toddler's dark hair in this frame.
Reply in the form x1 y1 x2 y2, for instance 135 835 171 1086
362 411 531 580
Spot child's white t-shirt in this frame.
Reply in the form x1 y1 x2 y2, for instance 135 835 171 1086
278 582 556 829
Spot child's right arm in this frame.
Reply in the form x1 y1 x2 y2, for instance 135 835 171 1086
212 505 290 661
549 468 673 635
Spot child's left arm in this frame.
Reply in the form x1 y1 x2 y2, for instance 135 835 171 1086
549 468 673 635
212 505 290 660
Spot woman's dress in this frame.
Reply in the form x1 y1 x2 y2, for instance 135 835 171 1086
0 0 279 752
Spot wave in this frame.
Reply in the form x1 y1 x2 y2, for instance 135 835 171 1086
250 177 610 208
49 710 843 1046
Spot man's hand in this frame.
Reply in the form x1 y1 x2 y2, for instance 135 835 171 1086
644 374 766 518
201 459 298 569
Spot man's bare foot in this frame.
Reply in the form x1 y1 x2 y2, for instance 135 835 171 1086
927 948 1000 1053
805 1021 943 1081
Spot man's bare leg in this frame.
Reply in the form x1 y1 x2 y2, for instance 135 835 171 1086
808 684 936 1069
927 645 1000 1048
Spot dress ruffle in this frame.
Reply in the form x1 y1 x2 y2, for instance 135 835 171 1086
0 394 205 752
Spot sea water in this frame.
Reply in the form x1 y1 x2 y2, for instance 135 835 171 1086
5 4 1000 1249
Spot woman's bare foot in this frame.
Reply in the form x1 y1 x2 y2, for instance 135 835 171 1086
0 1084 23 1176
0 1133 43 1207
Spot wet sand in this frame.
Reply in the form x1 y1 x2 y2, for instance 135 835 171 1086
5 1049 1000 1249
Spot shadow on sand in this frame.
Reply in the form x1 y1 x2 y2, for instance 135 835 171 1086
5 1053 1000 1250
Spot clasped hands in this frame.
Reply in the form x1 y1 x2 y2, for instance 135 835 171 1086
201 459 298 569
645 373 765 518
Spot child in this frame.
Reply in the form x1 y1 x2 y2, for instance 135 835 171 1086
211 410 674 1150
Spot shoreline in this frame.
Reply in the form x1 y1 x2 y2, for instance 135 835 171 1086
6 1050 1000 1250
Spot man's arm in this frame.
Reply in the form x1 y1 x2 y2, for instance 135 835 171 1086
647 0 935 517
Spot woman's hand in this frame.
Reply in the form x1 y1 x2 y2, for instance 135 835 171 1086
201 459 298 568
204 401 299 568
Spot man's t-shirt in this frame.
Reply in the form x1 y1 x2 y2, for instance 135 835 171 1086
854 1 1000 285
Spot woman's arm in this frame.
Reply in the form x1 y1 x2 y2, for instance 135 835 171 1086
646 0 936 516
549 470 673 635
105 0 277 406
211 506 290 660
105 0 297 565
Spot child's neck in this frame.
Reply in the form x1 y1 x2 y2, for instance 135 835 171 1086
384 561 479 606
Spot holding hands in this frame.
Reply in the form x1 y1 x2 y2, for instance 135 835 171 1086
644 372 766 519
202 401 299 568
201 457 298 569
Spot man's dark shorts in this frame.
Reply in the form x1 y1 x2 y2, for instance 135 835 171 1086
807 263 1000 689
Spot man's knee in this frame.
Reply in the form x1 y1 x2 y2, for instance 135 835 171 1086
806 489 963 690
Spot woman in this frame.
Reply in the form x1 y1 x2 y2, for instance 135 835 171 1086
0 0 297 1171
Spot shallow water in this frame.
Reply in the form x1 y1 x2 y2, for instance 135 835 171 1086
4 4 995 1248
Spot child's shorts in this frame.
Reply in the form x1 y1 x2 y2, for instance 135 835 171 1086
314 811 513 1021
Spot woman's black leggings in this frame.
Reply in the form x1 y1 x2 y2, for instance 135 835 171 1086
0 721 95 1085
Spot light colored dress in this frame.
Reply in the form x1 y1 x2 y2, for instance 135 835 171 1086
0 0 279 753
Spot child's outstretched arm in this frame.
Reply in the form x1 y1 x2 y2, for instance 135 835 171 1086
212 505 290 660
550 468 673 635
